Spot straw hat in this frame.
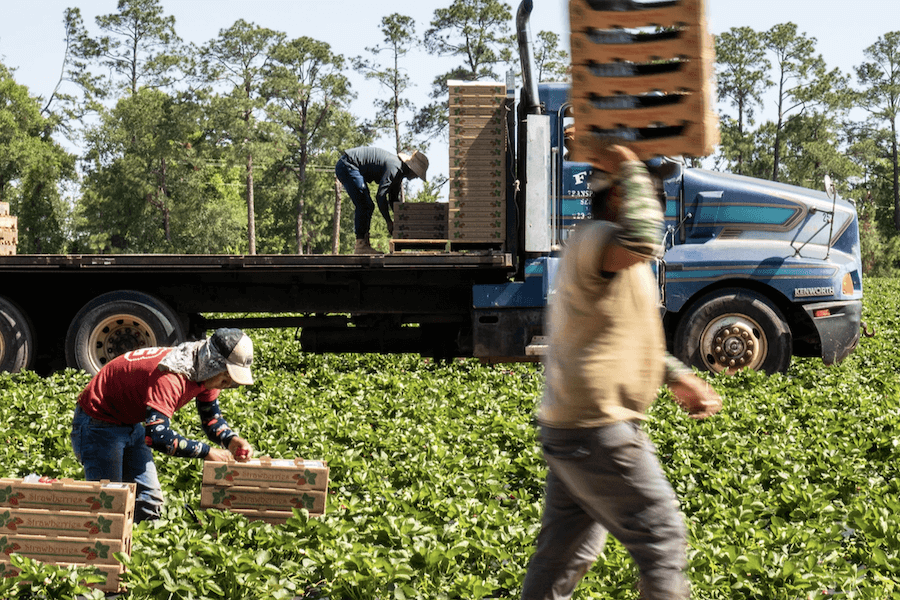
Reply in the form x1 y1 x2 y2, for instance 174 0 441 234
399 150 429 182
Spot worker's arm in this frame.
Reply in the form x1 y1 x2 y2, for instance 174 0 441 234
667 370 723 419
197 400 253 461
143 407 211 459
595 146 665 273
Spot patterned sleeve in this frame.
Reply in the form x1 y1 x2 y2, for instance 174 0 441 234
143 408 210 459
611 160 665 260
197 399 237 448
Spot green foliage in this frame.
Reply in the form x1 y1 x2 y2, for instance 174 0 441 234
0 61 75 253
1 281 900 597
76 88 248 254
95 0 185 94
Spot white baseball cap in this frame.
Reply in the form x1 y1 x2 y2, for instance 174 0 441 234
210 328 254 385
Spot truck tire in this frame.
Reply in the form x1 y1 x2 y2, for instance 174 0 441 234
65 291 186 375
674 288 792 375
0 297 35 373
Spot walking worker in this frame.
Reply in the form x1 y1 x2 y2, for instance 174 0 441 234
71 328 256 522
520 145 722 600
335 146 429 254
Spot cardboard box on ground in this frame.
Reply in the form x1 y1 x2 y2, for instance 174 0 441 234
201 457 330 524
0 478 135 593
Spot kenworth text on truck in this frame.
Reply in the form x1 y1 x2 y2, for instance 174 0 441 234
0 0 863 376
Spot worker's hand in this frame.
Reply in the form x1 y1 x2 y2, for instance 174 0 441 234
592 144 640 175
668 373 722 419
205 448 232 462
228 436 254 462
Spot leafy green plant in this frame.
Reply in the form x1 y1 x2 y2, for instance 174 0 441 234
0 280 898 598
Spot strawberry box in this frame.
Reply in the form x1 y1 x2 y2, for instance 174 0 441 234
0 508 132 541
200 485 327 515
0 479 135 516
202 457 328 491
0 533 129 566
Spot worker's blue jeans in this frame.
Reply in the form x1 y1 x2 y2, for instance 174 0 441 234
521 421 689 600
71 405 164 522
335 155 375 239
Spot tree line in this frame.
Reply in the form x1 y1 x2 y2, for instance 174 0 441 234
0 0 567 255
714 25 900 275
1 0 898 273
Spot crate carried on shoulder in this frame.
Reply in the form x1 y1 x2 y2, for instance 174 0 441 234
201 457 329 524
567 0 719 161
0 477 135 592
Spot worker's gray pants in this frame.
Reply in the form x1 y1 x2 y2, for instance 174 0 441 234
521 421 689 600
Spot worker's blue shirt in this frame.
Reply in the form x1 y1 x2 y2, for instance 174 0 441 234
343 146 405 206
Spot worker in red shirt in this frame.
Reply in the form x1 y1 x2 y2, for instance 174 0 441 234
71 328 255 522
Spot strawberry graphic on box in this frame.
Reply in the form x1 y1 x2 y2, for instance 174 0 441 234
0 511 21 531
0 488 25 507
84 515 113 535
290 493 317 511
292 469 317 487
211 489 236 507
214 465 237 482
1 538 21 556
84 491 115 511
80 541 110 562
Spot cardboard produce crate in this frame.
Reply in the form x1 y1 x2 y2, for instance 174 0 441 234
449 197 504 210
0 533 129 565
395 203 449 223
202 457 328 490
567 0 719 160
0 507 132 540
0 478 134 593
0 479 135 517
201 457 329 521
200 485 327 515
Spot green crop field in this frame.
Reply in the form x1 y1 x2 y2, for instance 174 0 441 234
0 279 898 599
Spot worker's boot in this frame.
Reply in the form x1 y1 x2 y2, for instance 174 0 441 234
354 235 379 254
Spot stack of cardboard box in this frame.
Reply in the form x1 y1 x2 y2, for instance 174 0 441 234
567 0 719 161
0 478 135 592
201 457 329 524
393 202 450 243
448 81 507 247
0 202 17 256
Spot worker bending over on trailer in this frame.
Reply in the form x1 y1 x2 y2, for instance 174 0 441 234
335 146 429 254
520 146 722 600
71 328 255 522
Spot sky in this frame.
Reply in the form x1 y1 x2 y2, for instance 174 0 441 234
0 0 895 197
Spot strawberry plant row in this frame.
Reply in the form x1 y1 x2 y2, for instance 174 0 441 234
0 279 897 598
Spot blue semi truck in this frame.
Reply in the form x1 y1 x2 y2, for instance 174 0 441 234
0 1 863 376
472 76 862 374
471 0 863 375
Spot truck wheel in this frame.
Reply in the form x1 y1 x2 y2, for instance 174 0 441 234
65 291 186 375
674 289 792 375
0 297 35 373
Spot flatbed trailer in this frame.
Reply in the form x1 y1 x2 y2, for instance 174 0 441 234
0 252 515 374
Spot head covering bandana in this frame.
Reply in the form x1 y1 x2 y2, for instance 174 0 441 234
157 338 228 383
